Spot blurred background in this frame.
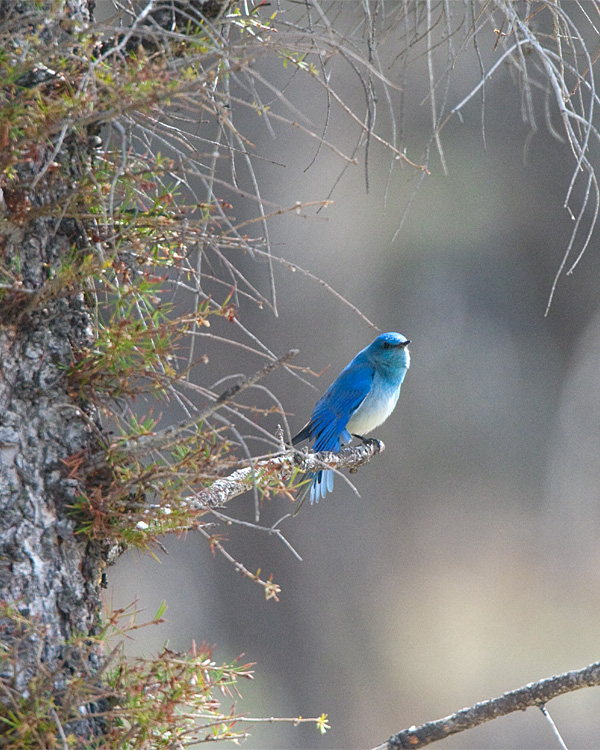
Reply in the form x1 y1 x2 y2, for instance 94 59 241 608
101 2 600 747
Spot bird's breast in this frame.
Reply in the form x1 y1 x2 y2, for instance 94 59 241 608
346 378 401 435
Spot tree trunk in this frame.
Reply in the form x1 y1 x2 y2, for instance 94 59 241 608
0 0 108 742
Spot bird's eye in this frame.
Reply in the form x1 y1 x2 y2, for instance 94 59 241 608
382 341 391 349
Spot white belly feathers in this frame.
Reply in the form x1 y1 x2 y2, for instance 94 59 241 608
346 378 401 436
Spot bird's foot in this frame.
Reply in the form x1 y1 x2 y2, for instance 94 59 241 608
352 433 370 443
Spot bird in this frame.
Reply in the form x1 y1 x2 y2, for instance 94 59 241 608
292 331 411 508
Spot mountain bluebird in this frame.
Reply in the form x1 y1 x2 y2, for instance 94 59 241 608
292 331 411 506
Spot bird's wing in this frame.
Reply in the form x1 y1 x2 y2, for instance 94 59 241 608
306 362 374 451
291 421 311 445
291 361 373 508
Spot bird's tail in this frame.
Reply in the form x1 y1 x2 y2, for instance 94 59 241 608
293 468 334 516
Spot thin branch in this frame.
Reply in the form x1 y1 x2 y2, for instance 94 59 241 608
249 247 380 332
240 714 327 726
208 507 303 561
196 524 281 601
373 660 600 749
88 350 299 470
539 704 569 750
49 707 69 750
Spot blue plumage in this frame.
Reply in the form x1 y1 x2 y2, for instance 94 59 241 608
292 331 411 505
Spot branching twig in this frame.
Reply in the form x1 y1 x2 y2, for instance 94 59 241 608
196 524 281 601
208 507 303 561
87 350 299 471
373 660 600 749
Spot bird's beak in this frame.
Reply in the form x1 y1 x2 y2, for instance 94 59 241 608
400 339 411 347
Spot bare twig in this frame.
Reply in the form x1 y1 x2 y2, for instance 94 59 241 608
208 507 304 561
372 661 600 749
250 247 380 332
196 524 281 601
88 350 299 471
539 704 569 750
49 707 69 750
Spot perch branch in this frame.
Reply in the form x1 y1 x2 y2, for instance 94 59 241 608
189 438 385 509
372 660 600 749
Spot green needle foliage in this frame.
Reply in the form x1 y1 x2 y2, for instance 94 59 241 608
0 603 258 749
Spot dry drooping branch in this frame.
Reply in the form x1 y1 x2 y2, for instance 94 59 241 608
372 660 600 749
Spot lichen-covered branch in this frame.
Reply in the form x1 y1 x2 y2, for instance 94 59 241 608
373 661 600 749
190 438 386 508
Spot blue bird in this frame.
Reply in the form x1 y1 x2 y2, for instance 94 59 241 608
292 331 411 507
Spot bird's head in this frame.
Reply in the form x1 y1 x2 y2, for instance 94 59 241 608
368 332 411 371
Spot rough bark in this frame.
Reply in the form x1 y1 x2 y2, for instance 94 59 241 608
0 0 109 741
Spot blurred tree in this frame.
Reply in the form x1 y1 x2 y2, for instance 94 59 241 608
1 0 600 747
